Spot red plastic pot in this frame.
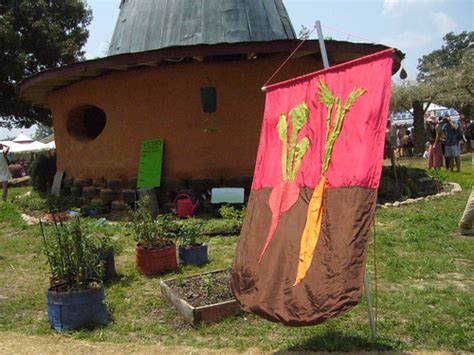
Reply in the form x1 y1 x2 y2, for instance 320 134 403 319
135 243 178 276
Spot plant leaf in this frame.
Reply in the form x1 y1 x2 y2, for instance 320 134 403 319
290 137 310 180
277 113 288 181
288 102 309 180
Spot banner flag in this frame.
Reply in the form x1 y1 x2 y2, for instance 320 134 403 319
231 49 394 326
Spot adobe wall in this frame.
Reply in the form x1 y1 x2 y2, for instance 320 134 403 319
48 54 325 181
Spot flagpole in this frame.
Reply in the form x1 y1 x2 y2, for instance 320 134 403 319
315 20 377 340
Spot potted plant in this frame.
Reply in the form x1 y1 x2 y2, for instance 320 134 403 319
85 218 122 281
132 196 178 275
178 218 208 266
40 217 108 331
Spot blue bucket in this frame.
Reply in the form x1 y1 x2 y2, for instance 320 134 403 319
46 279 108 331
179 243 208 266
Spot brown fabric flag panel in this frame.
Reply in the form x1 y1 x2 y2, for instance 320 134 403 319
231 49 394 326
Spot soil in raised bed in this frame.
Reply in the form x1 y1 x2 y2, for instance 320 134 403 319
165 269 234 307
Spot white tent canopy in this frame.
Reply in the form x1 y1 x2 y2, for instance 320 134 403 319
45 141 56 149
12 133 33 143
0 140 51 154
11 141 49 153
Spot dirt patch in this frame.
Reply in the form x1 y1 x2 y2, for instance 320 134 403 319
0 331 249 354
435 272 473 292
165 269 234 307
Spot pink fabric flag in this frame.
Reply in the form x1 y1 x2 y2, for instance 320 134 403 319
231 49 394 326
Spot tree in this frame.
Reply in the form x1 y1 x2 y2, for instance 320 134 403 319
0 0 92 129
391 81 436 154
391 32 474 154
417 31 474 119
418 31 473 80
33 123 54 141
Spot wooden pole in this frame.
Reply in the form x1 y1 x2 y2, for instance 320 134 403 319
315 20 377 340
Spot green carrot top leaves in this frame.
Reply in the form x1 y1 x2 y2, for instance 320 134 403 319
277 102 310 182
318 80 366 174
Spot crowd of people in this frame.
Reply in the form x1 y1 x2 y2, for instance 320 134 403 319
426 115 472 172
395 125 414 157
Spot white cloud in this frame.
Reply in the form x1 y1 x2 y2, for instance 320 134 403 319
382 31 434 50
383 0 447 15
430 11 457 34
98 40 110 56
85 40 110 60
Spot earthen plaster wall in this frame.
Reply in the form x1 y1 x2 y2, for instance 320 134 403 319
48 54 325 181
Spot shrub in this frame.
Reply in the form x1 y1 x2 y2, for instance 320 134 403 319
40 217 102 291
28 154 56 193
178 217 204 245
219 205 246 222
14 191 48 211
131 196 177 250
202 219 241 235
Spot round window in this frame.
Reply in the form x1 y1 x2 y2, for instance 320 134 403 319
67 105 107 141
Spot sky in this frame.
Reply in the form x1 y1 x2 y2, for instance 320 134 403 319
1 0 472 139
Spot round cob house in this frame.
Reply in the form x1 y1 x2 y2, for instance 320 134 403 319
20 0 403 207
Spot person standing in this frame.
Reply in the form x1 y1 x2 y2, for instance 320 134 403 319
442 116 461 172
428 120 443 169
0 143 11 202
396 124 404 157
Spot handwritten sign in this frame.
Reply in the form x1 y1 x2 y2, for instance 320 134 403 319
137 139 164 189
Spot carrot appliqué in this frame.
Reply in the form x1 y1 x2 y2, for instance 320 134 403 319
293 79 366 286
258 102 310 262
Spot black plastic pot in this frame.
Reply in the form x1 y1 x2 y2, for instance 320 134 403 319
98 249 118 281
179 243 208 266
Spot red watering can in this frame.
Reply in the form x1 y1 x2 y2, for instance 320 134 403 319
175 193 199 218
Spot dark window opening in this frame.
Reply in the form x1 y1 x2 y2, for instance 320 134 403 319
67 105 107 141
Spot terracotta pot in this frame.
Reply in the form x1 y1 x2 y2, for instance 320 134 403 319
46 212 70 222
135 243 178 276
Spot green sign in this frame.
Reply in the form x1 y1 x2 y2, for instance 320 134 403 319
137 139 164 189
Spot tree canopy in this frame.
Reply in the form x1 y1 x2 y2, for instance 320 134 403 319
416 31 473 118
33 123 54 141
391 31 473 153
0 0 92 129
417 31 473 81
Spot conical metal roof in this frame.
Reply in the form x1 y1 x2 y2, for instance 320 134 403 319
108 0 296 56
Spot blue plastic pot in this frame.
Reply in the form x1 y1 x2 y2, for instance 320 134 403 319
46 279 108 331
179 243 208 266
98 250 118 281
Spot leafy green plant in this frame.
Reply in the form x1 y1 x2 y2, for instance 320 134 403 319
200 274 215 298
202 219 241 235
46 194 82 212
218 205 246 222
178 217 204 246
131 196 176 250
28 154 57 193
40 217 103 291
83 218 123 255
14 190 82 213
14 191 48 211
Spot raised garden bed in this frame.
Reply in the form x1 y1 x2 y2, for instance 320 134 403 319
160 268 241 326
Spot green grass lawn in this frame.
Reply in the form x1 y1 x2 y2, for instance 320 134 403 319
0 155 472 351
